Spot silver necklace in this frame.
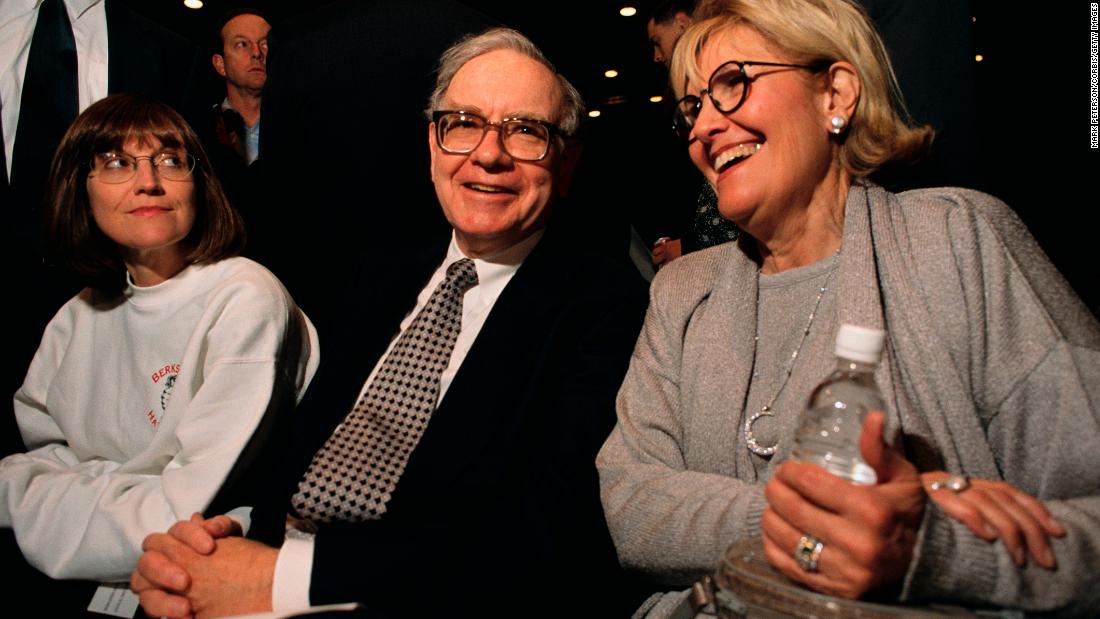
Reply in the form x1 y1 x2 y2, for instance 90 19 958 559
743 249 839 457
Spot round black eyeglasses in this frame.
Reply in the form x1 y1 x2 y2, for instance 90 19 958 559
672 59 825 140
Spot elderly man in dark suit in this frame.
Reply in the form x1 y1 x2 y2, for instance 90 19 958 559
132 26 647 619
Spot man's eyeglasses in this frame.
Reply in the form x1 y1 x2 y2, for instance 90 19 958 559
432 110 566 162
89 151 197 184
672 59 825 140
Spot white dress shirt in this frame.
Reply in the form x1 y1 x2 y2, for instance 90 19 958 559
272 230 544 611
1 0 107 178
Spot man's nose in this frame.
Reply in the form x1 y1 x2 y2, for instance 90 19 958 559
470 127 511 167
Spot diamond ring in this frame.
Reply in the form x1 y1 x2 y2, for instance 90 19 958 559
795 534 824 572
929 474 970 493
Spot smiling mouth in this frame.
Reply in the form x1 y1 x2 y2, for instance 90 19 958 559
130 207 171 216
713 143 762 173
464 183 516 194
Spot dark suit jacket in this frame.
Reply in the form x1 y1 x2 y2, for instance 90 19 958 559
104 0 208 122
251 226 648 617
253 0 495 318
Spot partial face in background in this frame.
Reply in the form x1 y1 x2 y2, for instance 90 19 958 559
213 13 271 94
648 12 691 66
86 136 196 266
428 49 576 257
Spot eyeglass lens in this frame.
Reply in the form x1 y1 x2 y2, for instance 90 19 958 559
676 62 748 130
707 62 748 113
438 113 550 161
93 152 195 184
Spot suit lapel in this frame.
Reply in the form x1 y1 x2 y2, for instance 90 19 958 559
294 241 447 451
104 0 195 104
104 0 150 95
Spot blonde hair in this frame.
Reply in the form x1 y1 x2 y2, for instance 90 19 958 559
670 0 932 178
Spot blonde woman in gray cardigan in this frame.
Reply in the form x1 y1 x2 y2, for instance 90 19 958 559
597 0 1100 616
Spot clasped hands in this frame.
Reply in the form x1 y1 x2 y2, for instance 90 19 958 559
761 412 1065 600
130 513 278 619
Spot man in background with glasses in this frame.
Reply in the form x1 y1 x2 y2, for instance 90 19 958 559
132 27 647 619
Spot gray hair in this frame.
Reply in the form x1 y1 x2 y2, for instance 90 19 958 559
425 27 584 137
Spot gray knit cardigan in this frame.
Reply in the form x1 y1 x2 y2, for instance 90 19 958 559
597 183 1100 616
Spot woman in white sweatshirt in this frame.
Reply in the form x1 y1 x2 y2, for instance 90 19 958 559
0 94 318 582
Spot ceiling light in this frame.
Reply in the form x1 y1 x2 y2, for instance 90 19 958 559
183 0 203 8
649 95 663 103
588 110 602 118
620 7 637 17
974 54 983 62
604 69 619 78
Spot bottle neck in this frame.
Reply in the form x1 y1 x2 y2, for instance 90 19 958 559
835 356 878 373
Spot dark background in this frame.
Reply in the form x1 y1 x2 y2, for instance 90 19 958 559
124 0 1100 314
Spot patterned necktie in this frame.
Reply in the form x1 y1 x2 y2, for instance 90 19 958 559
293 258 478 522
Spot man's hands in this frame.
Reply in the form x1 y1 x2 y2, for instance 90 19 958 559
761 412 924 599
131 513 277 619
652 237 682 270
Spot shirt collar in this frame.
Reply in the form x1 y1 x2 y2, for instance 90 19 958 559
35 0 103 20
446 229 544 301
221 98 261 129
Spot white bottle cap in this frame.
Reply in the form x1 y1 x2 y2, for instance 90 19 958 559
835 324 885 364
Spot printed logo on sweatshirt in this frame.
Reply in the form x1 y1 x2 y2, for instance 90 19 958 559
147 363 181 427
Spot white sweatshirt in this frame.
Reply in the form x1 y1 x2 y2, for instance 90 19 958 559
0 257 319 580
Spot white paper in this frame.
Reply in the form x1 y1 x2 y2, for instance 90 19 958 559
87 583 140 617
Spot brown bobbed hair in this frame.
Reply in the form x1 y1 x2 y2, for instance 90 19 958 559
672 0 933 179
46 93 245 295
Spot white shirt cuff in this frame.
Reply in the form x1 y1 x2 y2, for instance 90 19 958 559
272 534 315 611
223 506 252 536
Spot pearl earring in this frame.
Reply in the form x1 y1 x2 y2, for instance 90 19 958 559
830 116 847 135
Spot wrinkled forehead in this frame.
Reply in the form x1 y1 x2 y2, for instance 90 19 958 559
444 50 564 122
220 13 271 43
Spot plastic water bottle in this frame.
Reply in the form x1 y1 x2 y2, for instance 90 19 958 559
790 324 885 485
